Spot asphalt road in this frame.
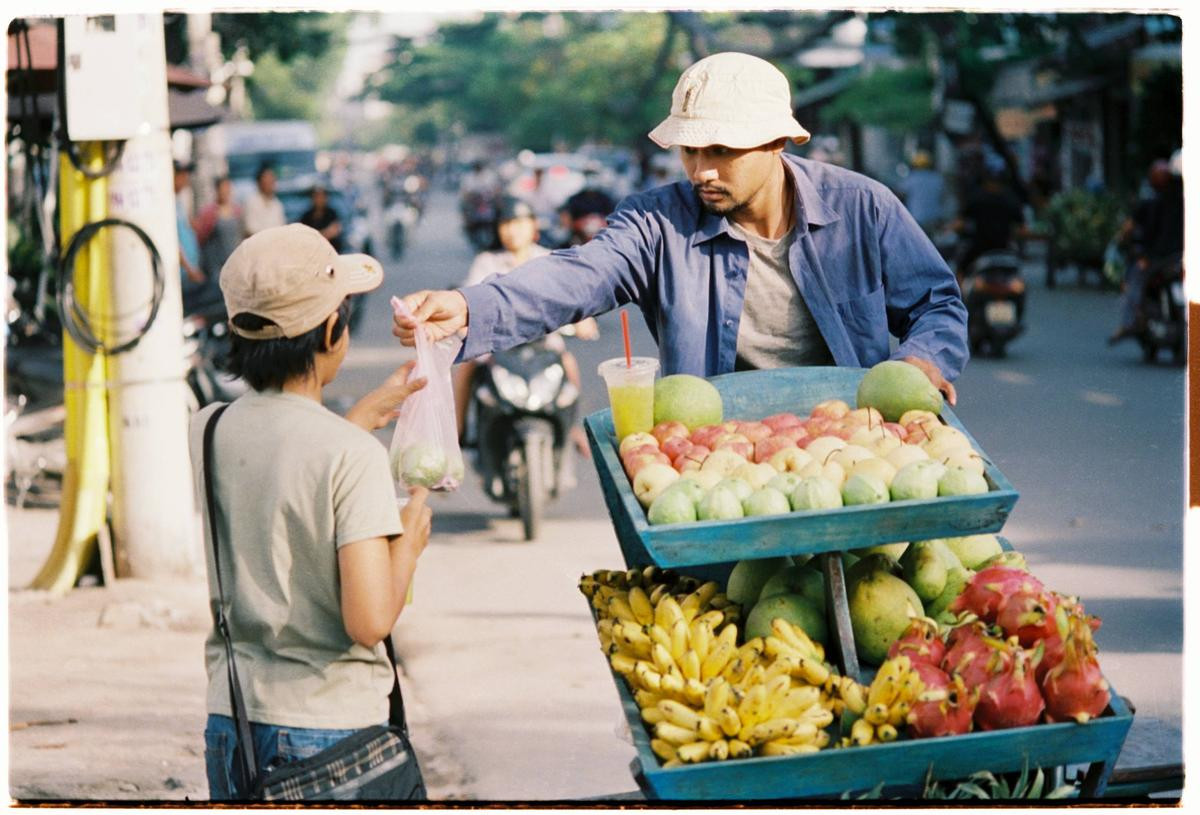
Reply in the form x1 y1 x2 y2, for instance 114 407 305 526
325 187 1183 799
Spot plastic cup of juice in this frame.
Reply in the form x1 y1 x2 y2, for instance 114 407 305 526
598 357 659 440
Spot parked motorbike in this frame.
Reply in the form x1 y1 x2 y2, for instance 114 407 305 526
465 338 580 541
1136 254 1185 365
961 249 1026 358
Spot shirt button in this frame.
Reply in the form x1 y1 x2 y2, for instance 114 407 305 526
724 319 733 327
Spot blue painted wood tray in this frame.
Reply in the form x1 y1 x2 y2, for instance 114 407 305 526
585 367 1019 569
605 653 1133 800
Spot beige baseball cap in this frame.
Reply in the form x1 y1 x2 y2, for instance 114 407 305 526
648 52 811 150
220 223 383 340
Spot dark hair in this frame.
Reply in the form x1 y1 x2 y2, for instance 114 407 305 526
256 163 276 182
223 298 352 391
214 175 231 190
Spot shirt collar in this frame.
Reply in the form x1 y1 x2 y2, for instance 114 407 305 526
692 155 840 246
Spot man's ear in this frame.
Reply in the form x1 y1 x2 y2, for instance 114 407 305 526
323 312 340 352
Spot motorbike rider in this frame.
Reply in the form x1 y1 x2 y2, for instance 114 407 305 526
455 196 598 453
951 154 1026 281
558 169 617 247
1108 158 1184 345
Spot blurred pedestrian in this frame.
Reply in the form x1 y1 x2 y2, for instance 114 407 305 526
242 164 285 238
194 176 243 286
193 223 432 800
299 183 343 252
395 52 966 402
898 150 945 237
1109 158 1184 345
174 160 205 300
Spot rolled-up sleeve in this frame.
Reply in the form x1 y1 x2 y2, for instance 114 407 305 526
458 204 660 360
877 196 969 380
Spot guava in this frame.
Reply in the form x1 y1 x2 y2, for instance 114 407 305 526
790 476 843 511
698 485 744 521
742 487 791 517
889 459 944 501
842 472 890 506
937 466 989 496
647 487 698 525
726 556 791 606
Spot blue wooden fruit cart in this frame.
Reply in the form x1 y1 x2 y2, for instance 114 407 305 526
583 367 1134 801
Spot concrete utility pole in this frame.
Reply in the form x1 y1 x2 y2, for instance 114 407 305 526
100 14 199 577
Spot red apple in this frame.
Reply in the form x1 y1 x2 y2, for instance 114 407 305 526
774 425 809 444
715 438 753 460
661 435 693 461
845 407 885 428
762 412 803 432
621 444 660 469
690 424 724 449
651 420 690 446
883 422 908 441
810 399 850 420
754 435 796 464
673 444 711 472
805 417 834 436
734 421 774 444
625 451 672 479
713 432 749 448
904 422 930 444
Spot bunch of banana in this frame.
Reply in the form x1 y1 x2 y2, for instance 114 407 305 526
835 655 924 747
580 567 739 630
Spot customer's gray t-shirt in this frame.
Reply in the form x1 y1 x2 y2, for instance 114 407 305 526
190 391 403 729
729 222 834 370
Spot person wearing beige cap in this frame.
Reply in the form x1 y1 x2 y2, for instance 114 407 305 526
394 52 967 403
189 224 432 799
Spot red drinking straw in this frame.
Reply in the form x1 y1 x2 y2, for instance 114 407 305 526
620 310 632 368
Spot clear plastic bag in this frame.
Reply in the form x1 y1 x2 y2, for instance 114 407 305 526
388 296 464 492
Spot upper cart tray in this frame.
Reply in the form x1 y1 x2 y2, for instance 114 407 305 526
584 367 1018 569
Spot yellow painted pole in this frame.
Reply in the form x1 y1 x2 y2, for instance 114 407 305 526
31 145 112 593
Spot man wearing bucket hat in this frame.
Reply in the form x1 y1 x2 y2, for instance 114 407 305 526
190 223 433 798
394 52 967 403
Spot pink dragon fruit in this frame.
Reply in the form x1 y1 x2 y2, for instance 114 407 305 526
949 566 1045 623
1041 615 1110 724
908 663 977 738
941 621 1006 688
887 617 947 667
996 589 1059 646
975 642 1045 730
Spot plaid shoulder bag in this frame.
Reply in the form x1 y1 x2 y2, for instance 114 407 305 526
203 404 427 801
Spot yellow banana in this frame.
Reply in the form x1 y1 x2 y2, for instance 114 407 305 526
701 641 737 682
635 661 663 693
764 636 797 661
728 739 754 759
721 626 745 652
764 655 798 683
648 583 671 607
689 619 713 664
717 705 742 738
850 717 875 747
877 723 898 743
662 759 684 769
709 592 732 610
761 741 820 757
683 678 707 708
676 740 711 764
610 652 637 675
694 609 725 631
634 690 663 709
772 618 821 660
628 585 654 626
864 702 889 726
704 678 731 721
655 595 685 630
655 721 698 746
613 622 653 658
721 655 753 685
652 643 676 676
641 706 665 725
695 580 721 607
737 684 768 729
709 739 730 761
887 700 910 728
650 739 678 763
735 664 768 694
774 685 821 718
679 591 703 623
792 655 831 686
646 623 672 654
697 716 723 742
680 650 702 683
624 567 643 587
660 671 686 699
670 619 690 663
839 680 868 715
608 595 637 624
747 718 802 746
763 674 793 717
796 706 835 730
658 699 704 731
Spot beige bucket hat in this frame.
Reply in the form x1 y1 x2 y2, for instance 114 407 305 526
648 52 811 150
220 223 383 339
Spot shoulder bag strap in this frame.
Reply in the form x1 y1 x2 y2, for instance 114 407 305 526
383 635 409 735
202 404 259 794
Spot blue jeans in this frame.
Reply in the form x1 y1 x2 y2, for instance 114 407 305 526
204 713 372 800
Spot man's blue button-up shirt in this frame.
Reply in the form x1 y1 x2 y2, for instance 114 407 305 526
459 154 968 380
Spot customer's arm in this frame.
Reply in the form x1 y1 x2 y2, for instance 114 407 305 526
338 488 431 648
394 203 659 355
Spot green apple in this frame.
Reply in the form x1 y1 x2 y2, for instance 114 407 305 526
743 486 792 517
885 443 929 471
633 463 679 507
698 485 745 521
716 477 753 503
647 487 698 525
831 444 875 471
767 472 803 496
889 460 944 501
849 457 898 487
666 478 706 506
842 472 890 506
849 425 890 448
937 466 989 496
701 448 747 477
799 458 846 488
732 461 779 490
790 476 843 511
804 436 846 463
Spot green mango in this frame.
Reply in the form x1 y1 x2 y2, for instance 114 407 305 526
850 542 909 561
941 534 1004 570
900 541 949 603
925 565 973 619
848 571 925 666
845 553 900 589
726 557 792 607
758 564 827 611
744 593 828 646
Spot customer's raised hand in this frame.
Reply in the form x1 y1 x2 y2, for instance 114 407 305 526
392 289 469 346
345 362 427 431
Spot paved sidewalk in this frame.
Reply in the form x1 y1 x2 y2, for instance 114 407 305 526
6 505 469 802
